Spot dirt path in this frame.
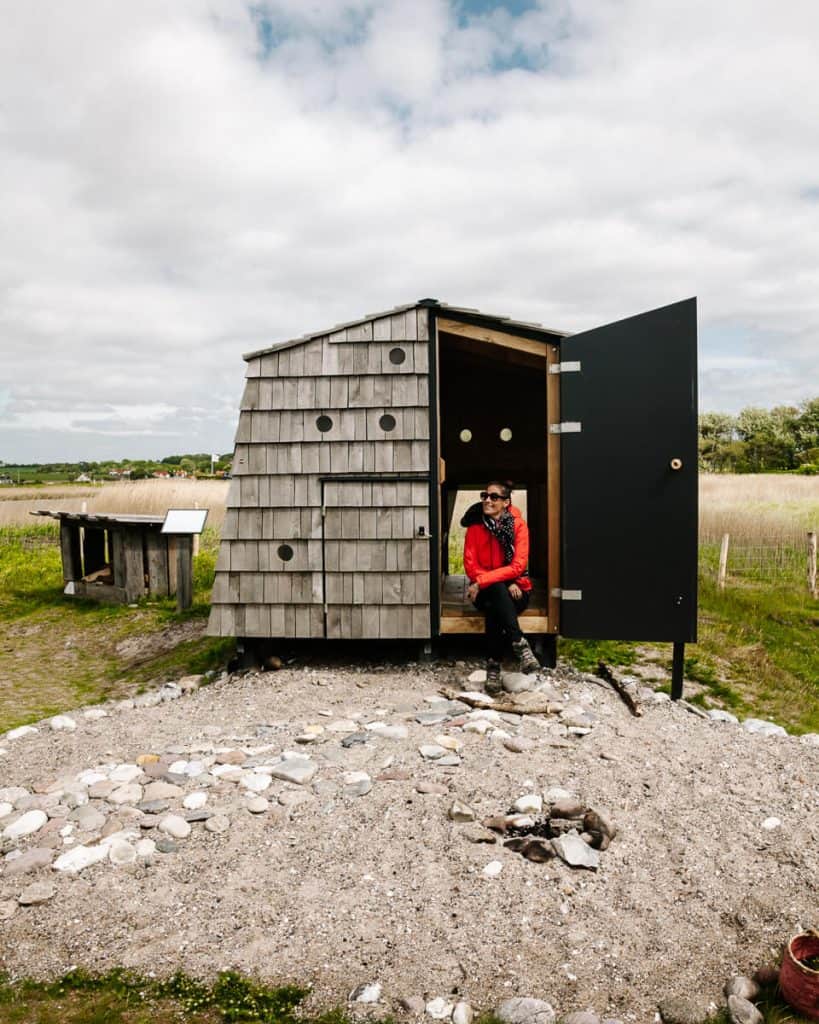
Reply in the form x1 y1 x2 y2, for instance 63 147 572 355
1 658 817 1022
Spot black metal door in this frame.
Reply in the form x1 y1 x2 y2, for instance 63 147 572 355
560 298 698 641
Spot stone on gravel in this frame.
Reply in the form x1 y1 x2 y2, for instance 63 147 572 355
350 981 382 1003
2 848 54 878
502 672 536 694
453 1001 473 1024
270 759 317 785
727 995 763 1024
135 838 156 857
761 816 781 830
242 773 272 793
742 718 787 737
88 781 115 799
327 719 358 733
448 800 475 822
183 791 208 810
552 833 600 869
108 839 137 866
3 809 48 840
0 802 13 819
205 814 231 834
83 708 108 720
724 978 760 1002
434 734 463 751
18 881 56 905
159 814 191 839
343 771 372 798
513 794 542 814
482 860 503 877
110 764 143 784
246 797 269 813
496 998 556 1024
427 997 454 1019
73 806 106 831
468 669 487 684
707 709 739 724
657 997 712 1024
0 787 32 805
155 837 178 853
108 784 143 805
53 844 109 873
49 715 76 731
503 737 536 753
551 798 586 819
367 723 409 740
419 744 447 760
415 712 448 726
5 726 38 741
400 995 426 1015
416 782 449 795
562 1014 600 1024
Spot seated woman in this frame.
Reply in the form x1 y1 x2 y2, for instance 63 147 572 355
462 480 540 694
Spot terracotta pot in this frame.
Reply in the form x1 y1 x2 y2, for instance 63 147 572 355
780 931 819 1021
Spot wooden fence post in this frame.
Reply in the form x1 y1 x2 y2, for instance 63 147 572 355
193 502 200 557
176 536 193 612
718 533 730 590
809 531 817 599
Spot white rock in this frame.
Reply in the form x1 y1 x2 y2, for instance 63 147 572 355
467 708 502 721
246 797 269 814
463 720 492 735
453 1002 473 1024
211 763 242 778
427 997 455 1020
552 833 600 869
53 844 109 873
242 773 272 794
351 982 382 1004
489 728 512 741
3 810 48 840
205 814 231 833
483 860 504 877
457 690 494 704
367 723 409 740
800 733 819 746
434 734 463 751
135 838 157 858
76 770 107 787
49 715 76 732
742 718 787 737
327 719 358 733
0 802 13 820
419 744 447 759
108 783 143 805
183 791 208 810
108 839 137 866
0 787 30 805
83 709 109 720
159 814 191 839
468 670 487 684
5 726 38 741
496 997 556 1024
707 709 739 724
169 760 189 774
761 817 781 830
270 759 317 785
514 794 543 814
544 787 575 803
448 800 475 822
109 764 142 784
343 771 372 797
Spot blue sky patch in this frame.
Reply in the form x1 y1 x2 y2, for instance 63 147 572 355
454 0 539 23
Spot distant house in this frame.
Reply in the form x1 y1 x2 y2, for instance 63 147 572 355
0 476 13 485
75 473 92 483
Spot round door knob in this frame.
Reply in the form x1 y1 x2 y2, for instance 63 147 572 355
670 458 683 470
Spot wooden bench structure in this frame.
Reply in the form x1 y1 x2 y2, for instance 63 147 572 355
32 510 193 606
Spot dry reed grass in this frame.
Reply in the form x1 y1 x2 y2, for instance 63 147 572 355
699 473 819 545
0 479 229 529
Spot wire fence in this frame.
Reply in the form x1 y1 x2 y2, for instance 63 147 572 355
701 532 818 595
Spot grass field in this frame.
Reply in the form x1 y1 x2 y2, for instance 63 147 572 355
0 474 816 734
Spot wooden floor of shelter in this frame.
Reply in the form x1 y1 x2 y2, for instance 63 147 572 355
439 575 549 634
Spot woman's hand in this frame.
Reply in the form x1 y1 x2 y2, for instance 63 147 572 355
467 582 479 602
508 583 522 600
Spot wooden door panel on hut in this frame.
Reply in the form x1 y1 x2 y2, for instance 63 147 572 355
323 479 431 639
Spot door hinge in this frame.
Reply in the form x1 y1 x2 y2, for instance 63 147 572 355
549 422 582 434
551 588 583 600
548 361 581 374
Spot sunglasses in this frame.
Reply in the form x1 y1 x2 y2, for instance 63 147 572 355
480 491 507 502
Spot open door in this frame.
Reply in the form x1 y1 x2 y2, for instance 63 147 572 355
559 298 698 641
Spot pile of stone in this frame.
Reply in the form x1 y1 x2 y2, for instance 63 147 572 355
485 792 616 870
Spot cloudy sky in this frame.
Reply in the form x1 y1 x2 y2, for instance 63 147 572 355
2 0 818 462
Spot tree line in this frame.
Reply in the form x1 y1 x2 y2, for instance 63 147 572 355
699 398 819 473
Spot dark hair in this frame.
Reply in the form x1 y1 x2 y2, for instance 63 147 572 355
486 479 514 499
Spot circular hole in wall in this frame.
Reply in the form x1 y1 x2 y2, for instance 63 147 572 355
316 415 333 433
459 429 473 443
388 347 406 365
277 544 294 562
499 427 513 442
379 413 396 432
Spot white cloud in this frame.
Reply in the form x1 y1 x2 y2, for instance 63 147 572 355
1 0 818 459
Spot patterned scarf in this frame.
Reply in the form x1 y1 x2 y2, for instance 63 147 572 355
483 510 516 565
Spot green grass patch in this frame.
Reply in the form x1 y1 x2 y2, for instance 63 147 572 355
558 637 638 674
0 968 312 1023
0 525 234 733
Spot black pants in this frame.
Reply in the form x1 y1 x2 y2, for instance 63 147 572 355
473 582 530 661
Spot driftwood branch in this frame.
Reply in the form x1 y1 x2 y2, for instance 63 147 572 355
595 662 643 717
439 687 558 716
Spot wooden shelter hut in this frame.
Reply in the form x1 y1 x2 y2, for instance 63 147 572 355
208 298 698 693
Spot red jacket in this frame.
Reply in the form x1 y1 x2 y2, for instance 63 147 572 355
462 503 532 592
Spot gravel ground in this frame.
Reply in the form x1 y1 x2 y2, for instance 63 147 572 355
1 656 817 1022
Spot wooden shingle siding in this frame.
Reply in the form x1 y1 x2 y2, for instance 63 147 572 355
208 303 431 640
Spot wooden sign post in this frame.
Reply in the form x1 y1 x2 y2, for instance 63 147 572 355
161 509 209 612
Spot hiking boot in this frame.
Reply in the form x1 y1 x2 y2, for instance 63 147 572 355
485 659 502 696
512 637 540 675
